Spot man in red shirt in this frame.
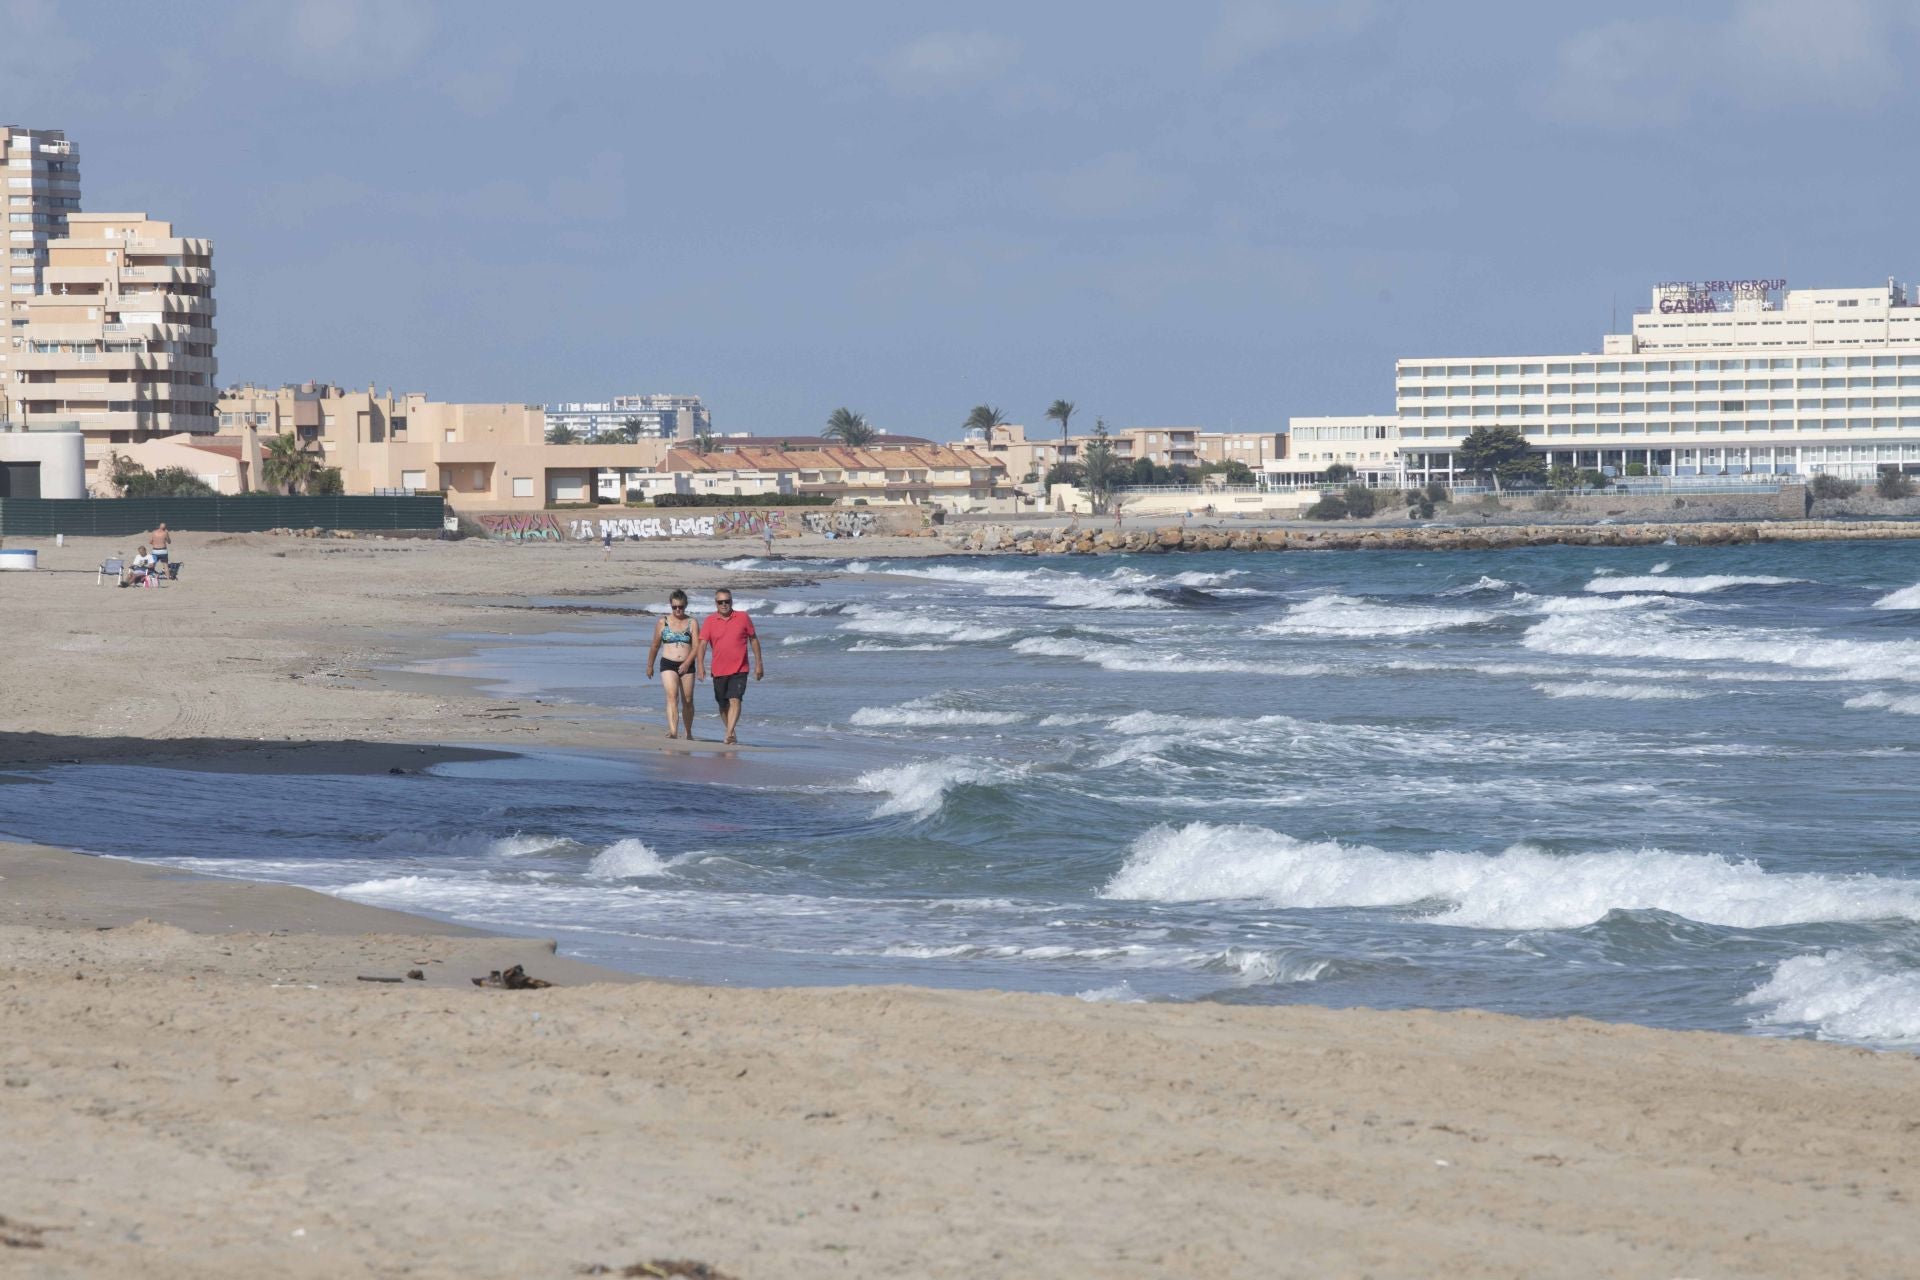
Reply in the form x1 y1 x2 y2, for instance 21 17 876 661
697 588 764 745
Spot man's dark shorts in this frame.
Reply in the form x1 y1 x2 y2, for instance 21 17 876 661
713 672 749 707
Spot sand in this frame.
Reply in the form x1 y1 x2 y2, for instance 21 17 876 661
2 532 1918 1277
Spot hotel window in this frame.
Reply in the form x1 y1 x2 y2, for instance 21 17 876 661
1547 363 1571 374
1522 364 1544 374
1572 362 1595 374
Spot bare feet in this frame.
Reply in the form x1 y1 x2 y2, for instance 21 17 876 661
723 734 738 745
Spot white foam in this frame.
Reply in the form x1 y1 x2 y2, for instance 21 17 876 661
1650 561 1671 574
1522 613 1920 683
838 615 1013 642
1439 575 1515 596
850 699 1023 728
1263 594 1493 637
1076 982 1146 1003
1845 690 1920 716
1745 949 1920 1045
1872 583 1920 610
1585 574 1802 594
1525 593 1674 615
1533 680 1706 702
846 640 953 652
1012 634 1332 677
586 838 670 879
1101 823 1920 931
872 562 1176 609
850 758 1015 821
484 834 571 857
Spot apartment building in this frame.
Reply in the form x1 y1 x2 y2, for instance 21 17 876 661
1 126 82 417
10 212 217 487
660 444 1001 505
544 394 709 441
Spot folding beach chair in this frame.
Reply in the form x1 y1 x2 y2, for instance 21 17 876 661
97 556 124 585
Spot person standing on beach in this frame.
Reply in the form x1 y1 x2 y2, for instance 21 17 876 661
149 522 172 576
696 589 763 746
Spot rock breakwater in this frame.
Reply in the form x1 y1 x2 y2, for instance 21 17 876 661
945 520 1920 556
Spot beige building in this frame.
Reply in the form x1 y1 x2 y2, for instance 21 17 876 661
2 126 81 407
10 212 217 488
214 382 672 510
663 444 1002 506
972 422 1285 484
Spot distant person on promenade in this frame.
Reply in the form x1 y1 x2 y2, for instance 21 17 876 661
697 588 763 746
646 589 701 740
149 523 172 576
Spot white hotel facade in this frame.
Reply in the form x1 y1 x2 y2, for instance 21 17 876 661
1289 279 1920 486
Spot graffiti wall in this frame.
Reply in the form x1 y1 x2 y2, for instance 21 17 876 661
476 511 567 540
477 506 903 542
802 510 876 537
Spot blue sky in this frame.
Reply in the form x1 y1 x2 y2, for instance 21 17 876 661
10 0 1920 438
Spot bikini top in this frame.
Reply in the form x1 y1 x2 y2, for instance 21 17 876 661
660 618 693 645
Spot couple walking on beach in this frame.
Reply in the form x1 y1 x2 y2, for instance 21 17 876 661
645 588 764 745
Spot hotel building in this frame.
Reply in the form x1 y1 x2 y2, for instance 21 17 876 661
10 212 217 487
973 421 1284 485
1293 279 1920 486
544 394 709 441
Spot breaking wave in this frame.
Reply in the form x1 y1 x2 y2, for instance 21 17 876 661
1263 594 1494 637
586 838 671 879
849 758 1019 821
1533 680 1706 701
1522 614 1920 682
1872 583 1920 610
1745 948 1920 1045
1585 574 1803 595
1844 690 1920 716
1011 635 1334 676
850 698 1023 728
1100 823 1920 931
839 616 1014 643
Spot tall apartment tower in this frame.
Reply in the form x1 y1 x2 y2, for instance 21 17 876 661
2 125 82 418
15 212 217 485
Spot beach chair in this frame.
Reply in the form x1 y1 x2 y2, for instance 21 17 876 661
97 556 124 585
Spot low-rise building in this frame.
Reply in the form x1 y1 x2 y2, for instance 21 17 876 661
661 444 1001 505
972 422 1285 484
214 382 671 509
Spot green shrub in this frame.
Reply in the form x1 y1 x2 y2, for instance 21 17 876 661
1624 462 1648 477
1303 494 1349 520
107 454 216 498
1324 463 1356 484
1341 483 1377 517
1423 482 1451 505
1875 469 1915 499
1407 498 1436 519
1810 474 1860 500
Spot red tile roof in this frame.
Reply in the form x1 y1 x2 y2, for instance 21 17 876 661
665 445 997 473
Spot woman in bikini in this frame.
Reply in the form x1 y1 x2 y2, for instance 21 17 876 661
646 589 702 739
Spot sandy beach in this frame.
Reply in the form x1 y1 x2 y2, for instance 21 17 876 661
2 532 1918 1278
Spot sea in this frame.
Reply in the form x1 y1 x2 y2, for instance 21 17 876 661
6 540 1920 1049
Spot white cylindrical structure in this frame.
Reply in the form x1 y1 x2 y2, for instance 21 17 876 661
0 430 86 499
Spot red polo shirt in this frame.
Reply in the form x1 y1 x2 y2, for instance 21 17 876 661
704 611 757 676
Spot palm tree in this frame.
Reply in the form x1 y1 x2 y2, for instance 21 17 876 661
546 423 580 444
261 432 321 495
1045 399 1075 446
822 407 879 447
964 404 1007 436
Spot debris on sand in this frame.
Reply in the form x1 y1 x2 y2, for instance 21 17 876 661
578 1261 739 1279
0 1214 48 1250
471 964 552 990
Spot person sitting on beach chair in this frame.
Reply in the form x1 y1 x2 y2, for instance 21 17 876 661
128 547 161 587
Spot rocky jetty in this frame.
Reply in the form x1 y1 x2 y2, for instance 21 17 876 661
945 520 1920 555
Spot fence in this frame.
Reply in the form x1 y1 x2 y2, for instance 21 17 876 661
0 494 447 537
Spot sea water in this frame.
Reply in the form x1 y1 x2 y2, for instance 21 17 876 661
5 540 1920 1048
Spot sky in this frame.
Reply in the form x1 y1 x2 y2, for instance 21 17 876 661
11 0 1920 439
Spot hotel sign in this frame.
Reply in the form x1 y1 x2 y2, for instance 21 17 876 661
1655 278 1786 314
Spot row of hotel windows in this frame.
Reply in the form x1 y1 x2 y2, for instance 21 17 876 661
1408 399 1920 417
1402 377 1920 396
1400 354 1920 377
1396 419 1920 437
